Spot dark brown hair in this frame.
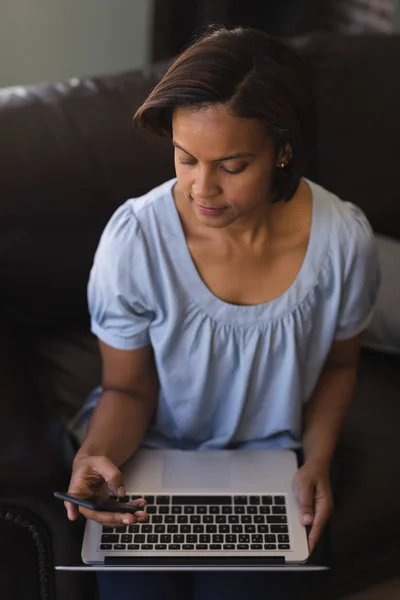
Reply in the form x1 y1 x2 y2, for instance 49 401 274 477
134 26 316 202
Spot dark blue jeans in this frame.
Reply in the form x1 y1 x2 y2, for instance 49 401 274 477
97 570 326 599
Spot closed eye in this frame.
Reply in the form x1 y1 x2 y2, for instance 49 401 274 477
179 159 246 175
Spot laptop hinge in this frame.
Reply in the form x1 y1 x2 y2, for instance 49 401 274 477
105 556 286 567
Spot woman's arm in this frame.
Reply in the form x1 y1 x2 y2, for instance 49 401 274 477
74 340 159 469
295 333 362 553
303 333 361 466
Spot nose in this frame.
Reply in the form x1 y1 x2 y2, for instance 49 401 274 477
192 166 220 199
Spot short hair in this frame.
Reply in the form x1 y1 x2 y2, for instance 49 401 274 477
134 26 316 202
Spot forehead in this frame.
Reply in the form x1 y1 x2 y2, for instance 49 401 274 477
172 104 269 156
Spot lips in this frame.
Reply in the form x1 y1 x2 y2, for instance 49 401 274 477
196 204 227 216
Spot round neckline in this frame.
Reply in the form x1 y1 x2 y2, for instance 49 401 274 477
164 178 331 325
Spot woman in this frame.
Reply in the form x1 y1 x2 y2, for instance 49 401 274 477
65 27 379 599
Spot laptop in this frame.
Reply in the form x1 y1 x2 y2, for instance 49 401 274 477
56 448 327 571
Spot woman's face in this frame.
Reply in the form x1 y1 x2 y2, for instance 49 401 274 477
172 103 279 229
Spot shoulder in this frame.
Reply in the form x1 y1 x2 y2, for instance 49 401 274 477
97 178 176 254
309 180 376 274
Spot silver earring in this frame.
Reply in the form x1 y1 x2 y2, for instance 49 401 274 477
279 162 286 168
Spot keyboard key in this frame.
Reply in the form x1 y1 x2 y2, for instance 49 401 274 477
114 544 126 550
178 516 189 524
199 535 211 543
278 534 290 543
265 544 277 550
115 526 127 532
141 544 153 550
172 496 231 505
265 535 277 543
196 544 208 550
212 535 223 543
249 496 260 505
239 535 250 543
203 516 214 524
262 496 273 505
187 535 198 544
278 544 290 550
161 535 172 543
210 544 222 550
258 525 269 533
172 506 182 514
206 525 217 533
241 515 251 524
181 525 191 534
100 544 112 550
223 544 235 550
235 506 245 514
182 544 195 550
155 525 166 533
259 506 270 514
238 544 249 550
226 535 237 543
102 526 114 533
247 506 257 514
267 516 287 524
251 544 262 550
152 515 163 524
147 535 158 544
129 495 142 501
128 544 140 550
234 496 248 505
142 525 152 533
274 496 286 505
190 515 201 524
197 507 207 514
219 525 229 534
101 534 119 544
222 506 233 514
228 515 239 524
245 525 256 533
155 544 167 550
173 535 184 543
271 525 288 534
146 505 157 514
169 544 180 550
167 525 178 533
184 506 195 514
134 534 145 543
157 496 170 505
216 516 227 524
232 525 243 533
210 506 220 514
251 534 263 543
165 516 176 524
121 534 132 543
254 516 264 523
119 496 130 503
159 506 169 514
272 506 286 515
144 496 154 504
193 525 204 533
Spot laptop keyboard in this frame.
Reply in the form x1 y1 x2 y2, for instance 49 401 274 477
100 495 291 552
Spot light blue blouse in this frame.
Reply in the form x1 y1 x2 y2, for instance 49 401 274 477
88 178 380 451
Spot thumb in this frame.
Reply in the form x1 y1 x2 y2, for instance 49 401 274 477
295 473 315 526
95 457 126 498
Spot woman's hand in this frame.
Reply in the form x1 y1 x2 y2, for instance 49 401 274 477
65 455 148 527
294 459 333 554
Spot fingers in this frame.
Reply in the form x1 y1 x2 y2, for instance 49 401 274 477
294 471 315 526
91 457 126 497
64 500 79 521
308 486 333 554
77 508 149 527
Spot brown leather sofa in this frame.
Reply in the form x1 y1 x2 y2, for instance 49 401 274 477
1 34 399 600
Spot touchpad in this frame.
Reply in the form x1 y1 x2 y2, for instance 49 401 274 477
162 452 231 490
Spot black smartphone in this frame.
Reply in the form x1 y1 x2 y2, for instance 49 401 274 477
54 491 141 514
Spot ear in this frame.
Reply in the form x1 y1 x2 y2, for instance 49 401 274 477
276 143 292 167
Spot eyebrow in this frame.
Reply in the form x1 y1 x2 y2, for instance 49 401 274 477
172 141 254 162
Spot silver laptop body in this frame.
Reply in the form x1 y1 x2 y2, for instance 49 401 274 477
81 448 311 569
